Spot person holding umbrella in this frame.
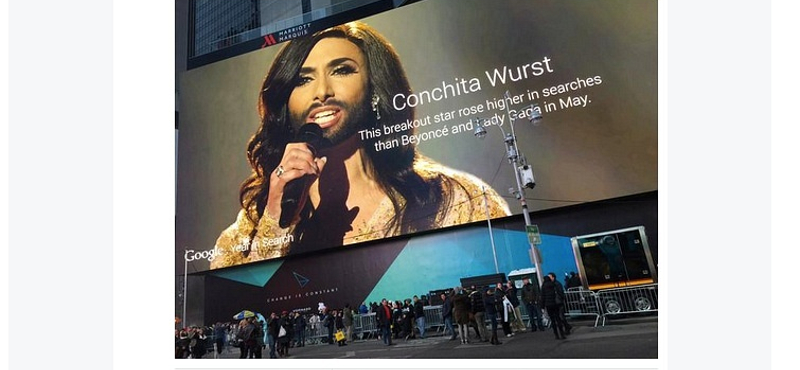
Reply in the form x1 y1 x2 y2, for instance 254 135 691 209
233 310 256 320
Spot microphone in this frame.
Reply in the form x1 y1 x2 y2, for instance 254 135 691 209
279 123 324 228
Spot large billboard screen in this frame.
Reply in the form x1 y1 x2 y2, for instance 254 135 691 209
176 0 657 272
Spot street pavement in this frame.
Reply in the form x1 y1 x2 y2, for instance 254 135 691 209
203 316 657 360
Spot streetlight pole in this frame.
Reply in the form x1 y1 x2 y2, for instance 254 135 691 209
473 91 545 287
507 136 544 288
183 249 188 327
482 186 500 274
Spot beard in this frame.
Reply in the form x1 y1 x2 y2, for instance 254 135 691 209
289 95 371 148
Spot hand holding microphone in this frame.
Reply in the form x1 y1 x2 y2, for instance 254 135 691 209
267 124 328 228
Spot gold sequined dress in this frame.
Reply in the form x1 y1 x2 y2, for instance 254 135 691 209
210 158 511 269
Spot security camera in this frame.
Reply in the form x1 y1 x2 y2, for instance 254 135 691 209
519 165 535 189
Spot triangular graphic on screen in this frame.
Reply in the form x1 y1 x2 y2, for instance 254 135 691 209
293 271 310 288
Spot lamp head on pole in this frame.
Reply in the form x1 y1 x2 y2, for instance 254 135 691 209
529 103 543 124
473 118 487 139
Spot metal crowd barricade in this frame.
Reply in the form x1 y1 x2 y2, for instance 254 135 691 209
594 283 658 325
352 313 363 339
304 322 328 345
422 305 444 334
355 312 378 340
563 287 603 327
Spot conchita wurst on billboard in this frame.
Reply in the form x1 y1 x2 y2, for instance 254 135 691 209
209 22 510 269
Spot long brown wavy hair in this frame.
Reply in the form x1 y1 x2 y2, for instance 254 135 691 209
239 22 451 243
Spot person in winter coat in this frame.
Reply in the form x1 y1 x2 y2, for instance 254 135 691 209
175 329 190 358
413 296 426 339
391 301 404 339
540 272 572 340
294 312 306 347
321 308 335 345
375 299 393 346
250 319 264 358
334 310 348 346
400 305 414 340
277 311 292 356
267 313 279 358
235 319 253 358
494 282 513 337
483 287 502 345
521 277 545 331
213 322 227 354
342 304 354 343
506 281 526 332
469 287 488 342
188 326 207 358
452 288 472 344
441 292 455 340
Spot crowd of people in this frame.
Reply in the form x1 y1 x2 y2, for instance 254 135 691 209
434 278 547 346
370 273 574 345
174 325 215 359
174 304 359 359
175 273 577 358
